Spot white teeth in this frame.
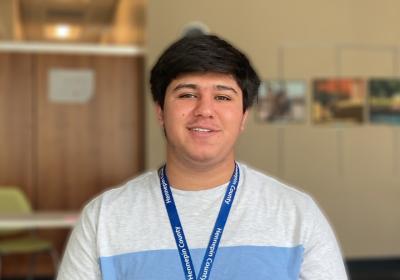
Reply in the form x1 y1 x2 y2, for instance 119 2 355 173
191 128 211 132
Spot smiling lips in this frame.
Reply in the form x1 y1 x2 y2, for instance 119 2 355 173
190 127 212 132
187 126 220 134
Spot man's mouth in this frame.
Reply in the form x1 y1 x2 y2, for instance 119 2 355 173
190 127 213 132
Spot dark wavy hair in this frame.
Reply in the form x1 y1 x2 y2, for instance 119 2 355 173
150 34 260 112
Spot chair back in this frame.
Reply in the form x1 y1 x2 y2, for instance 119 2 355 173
0 187 32 213
0 187 32 236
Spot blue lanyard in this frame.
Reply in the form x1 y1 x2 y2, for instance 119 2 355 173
159 163 240 280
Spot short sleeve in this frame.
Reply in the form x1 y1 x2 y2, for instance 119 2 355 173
300 198 348 280
57 199 102 280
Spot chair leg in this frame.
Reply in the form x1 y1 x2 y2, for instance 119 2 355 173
50 248 60 276
27 253 37 280
0 255 2 280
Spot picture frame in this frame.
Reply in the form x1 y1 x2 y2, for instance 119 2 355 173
312 78 366 124
256 80 307 123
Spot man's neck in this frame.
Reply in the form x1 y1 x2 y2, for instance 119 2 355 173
165 157 236 191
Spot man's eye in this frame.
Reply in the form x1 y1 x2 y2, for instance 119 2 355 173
215 95 231 101
178 93 197 99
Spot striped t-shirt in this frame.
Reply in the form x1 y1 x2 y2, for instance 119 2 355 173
57 163 348 280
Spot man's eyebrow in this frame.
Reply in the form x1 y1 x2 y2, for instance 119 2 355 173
215 84 238 94
173 83 198 91
172 83 238 94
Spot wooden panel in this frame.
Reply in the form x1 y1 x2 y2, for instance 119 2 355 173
35 54 144 211
34 54 144 277
0 53 34 200
0 53 144 277
0 53 36 278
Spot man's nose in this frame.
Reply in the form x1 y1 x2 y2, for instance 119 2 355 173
193 95 215 118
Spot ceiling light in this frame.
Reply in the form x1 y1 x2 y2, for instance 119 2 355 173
55 24 71 39
44 24 81 40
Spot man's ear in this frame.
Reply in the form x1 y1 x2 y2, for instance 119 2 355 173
155 103 164 126
240 110 249 132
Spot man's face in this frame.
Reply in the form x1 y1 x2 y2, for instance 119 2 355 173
156 72 248 167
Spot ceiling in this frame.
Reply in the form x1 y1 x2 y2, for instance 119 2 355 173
0 0 145 44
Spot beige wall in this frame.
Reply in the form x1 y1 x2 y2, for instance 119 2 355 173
0 0 17 39
101 0 146 44
146 0 400 258
0 0 24 40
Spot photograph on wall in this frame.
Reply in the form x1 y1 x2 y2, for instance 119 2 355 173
368 79 400 125
312 78 365 124
256 80 307 123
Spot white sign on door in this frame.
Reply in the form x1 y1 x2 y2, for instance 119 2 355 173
49 68 95 103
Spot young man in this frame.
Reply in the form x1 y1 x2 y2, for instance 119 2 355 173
57 35 348 279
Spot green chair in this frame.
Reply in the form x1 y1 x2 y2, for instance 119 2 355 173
0 187 58 280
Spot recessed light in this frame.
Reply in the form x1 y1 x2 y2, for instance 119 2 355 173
44 24 81 40
55 24 71 39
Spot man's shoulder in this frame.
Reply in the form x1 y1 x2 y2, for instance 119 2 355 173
103 170 158 198
239 162 315 207
83 170 159 213
239 163 325 234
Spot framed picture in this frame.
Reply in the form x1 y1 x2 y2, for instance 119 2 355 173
256 80 306 123
312 78 365 124
369 79 400 125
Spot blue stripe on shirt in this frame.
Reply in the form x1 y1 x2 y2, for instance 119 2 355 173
99 245 304 280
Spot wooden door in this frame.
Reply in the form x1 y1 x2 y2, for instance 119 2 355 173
34 54 144 276
0 52 37 277
35 54 144 211
0 53 35 201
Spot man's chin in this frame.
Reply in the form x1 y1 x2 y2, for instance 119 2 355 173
188 155 215 165
185 153 231 168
